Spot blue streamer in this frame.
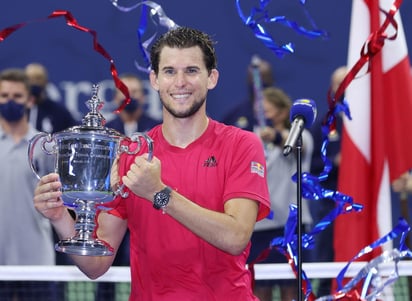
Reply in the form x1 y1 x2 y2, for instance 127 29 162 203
269 205 314 298
319 100 352 180
109 0 179 73
235 0 328 58
268 209 411 300
286 97 359 246
336 218 411 290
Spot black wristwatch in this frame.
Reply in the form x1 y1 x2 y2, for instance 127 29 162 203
153 186 172 211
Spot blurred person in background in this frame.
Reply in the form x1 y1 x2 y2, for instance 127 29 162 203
105 73 160 137
24 62 78 134
0 68 56 301
249 86 314 301
25 62 78 269
222 56 274 131
392 171 412 194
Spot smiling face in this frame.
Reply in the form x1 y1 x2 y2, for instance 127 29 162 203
149 46 218 119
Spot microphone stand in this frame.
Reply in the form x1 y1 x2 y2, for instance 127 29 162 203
295 135 304 301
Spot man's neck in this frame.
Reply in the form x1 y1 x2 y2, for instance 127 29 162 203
162 114 209 148
0 117 29 143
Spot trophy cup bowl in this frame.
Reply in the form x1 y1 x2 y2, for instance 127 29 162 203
28 85 153 256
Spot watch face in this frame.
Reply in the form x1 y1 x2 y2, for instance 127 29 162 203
154 187 171 209
155 193 169 207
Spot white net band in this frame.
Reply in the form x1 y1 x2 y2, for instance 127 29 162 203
1 261 412 282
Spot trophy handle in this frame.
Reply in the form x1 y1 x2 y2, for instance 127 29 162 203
114 132 154 198
28 132 56 180
117 132 154 159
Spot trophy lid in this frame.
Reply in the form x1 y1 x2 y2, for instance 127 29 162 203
82 84 105 128
56 84 122 138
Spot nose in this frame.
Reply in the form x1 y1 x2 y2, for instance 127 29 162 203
174 71 187 87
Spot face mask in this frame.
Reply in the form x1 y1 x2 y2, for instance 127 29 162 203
30 85 44 98
123 98 140 113
0 99 26 122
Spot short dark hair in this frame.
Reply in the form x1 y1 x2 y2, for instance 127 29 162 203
0 68 31 92
150 27 217 75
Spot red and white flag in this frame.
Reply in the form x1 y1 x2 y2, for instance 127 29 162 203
334 0 412 263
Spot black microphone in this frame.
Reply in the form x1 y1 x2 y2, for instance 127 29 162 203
283 98 317 156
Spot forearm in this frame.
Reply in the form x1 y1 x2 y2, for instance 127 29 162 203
165 191 258 255
51 208 77 240
51 209 113 279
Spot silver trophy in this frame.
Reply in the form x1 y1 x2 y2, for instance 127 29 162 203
28 84 153 256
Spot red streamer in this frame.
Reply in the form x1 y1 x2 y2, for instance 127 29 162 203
325 0 402 130
0 10 130 113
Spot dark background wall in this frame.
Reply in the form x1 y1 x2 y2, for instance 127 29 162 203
0 0 410 122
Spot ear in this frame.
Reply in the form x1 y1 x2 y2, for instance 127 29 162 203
207 69 219 90
149 70 159 91
26 95 35 109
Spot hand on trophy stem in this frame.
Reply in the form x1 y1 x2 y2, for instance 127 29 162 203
122 153 164 202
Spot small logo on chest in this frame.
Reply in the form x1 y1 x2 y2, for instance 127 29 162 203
204 155 218 167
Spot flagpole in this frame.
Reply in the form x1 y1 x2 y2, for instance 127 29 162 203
295 135 303 301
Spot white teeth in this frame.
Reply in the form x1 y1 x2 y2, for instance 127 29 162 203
172 93 190 99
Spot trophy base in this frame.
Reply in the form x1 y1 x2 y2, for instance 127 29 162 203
55 238 114 256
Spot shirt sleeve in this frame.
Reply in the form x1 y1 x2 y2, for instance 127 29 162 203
223 130 271 221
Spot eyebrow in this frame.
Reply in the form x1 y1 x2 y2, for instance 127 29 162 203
161 65 201 71
0 92 24 97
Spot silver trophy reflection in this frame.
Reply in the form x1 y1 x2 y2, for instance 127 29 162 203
28 84 153 256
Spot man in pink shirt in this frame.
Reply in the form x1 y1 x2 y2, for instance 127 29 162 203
34 27 270 300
